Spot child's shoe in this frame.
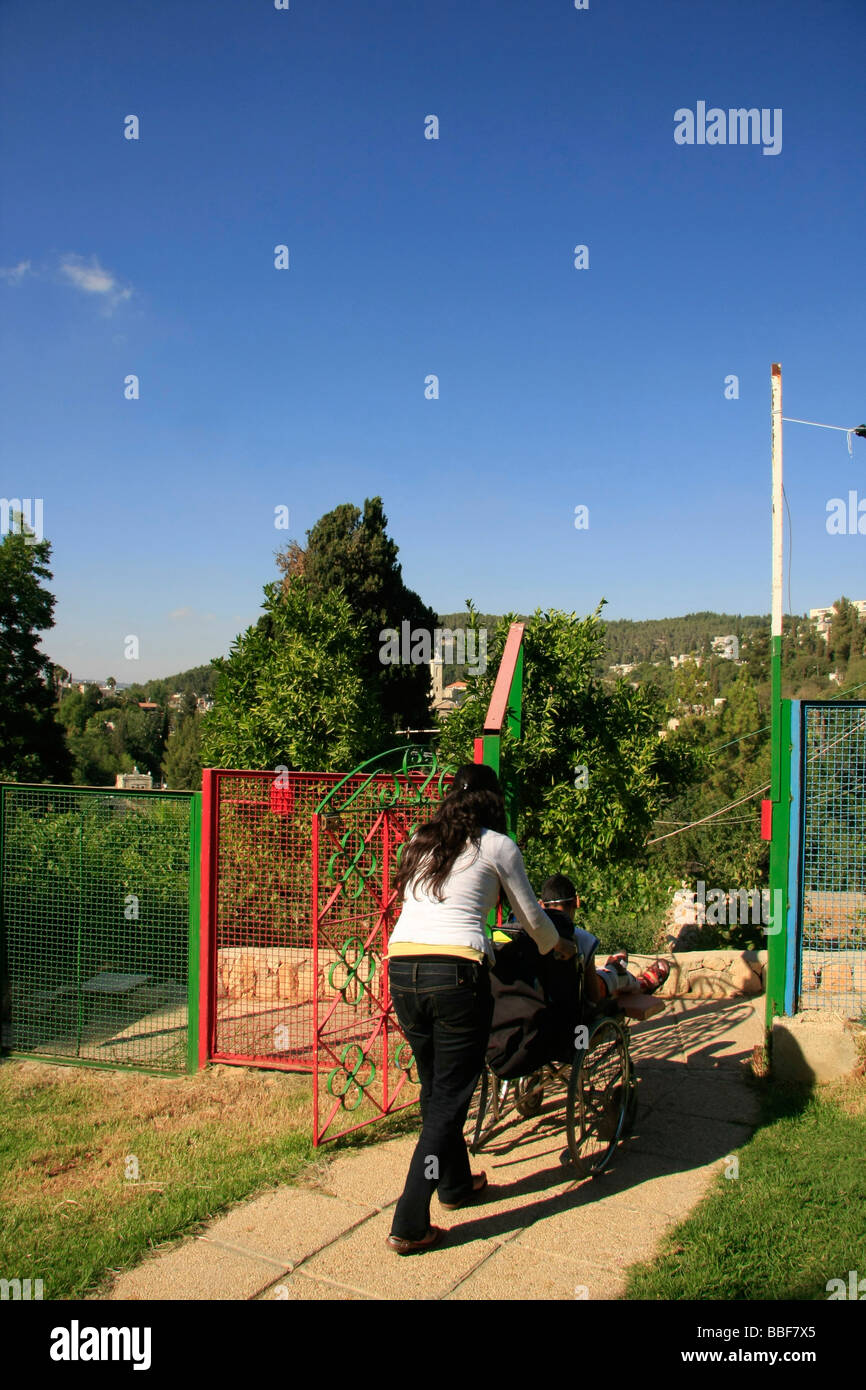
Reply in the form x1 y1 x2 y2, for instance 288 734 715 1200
635 960 671 995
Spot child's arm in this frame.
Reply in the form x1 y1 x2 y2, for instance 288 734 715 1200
584 956 606 1002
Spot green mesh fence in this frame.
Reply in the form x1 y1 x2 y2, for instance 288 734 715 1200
799 703 866 1017
0 785 199 1073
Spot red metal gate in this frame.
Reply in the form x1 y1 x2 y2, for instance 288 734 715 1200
200 768 346 1069
199 754 450 1114
312 748 451 1144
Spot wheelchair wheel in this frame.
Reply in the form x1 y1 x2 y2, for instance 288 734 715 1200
465 1067 492 1154
566 1016 631 1178
514 1071 545 1118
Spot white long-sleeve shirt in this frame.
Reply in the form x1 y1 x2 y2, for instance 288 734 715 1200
388 828 561 962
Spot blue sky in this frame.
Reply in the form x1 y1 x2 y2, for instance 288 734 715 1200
1 0 864 680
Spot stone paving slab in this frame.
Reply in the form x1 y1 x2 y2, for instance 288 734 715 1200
200 1188 377 1264
315 1140 414 1209
446 1238 626 1301
628 1113 752 1169
259 1272 376 1300
103 996 765 1301
636 1067 763 1125
297 1207 499 1299
110 1236 289 1301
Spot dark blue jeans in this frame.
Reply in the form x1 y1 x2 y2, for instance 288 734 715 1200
388 956 493 1240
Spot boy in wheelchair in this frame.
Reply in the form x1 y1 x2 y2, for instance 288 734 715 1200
485 873 669 1081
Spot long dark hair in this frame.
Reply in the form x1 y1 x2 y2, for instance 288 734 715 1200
395 763 507 904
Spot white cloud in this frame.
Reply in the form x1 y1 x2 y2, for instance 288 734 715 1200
58 254 133 312
0 260 33 283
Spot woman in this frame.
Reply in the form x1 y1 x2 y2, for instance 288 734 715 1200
386 762 576 1253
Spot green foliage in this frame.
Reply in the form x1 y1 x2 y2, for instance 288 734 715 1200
114 705 166 779
437 606 699 924
280 497 437 733
602 611 769 667
65 712 134 786
125 664 218 703
651 671 772 896
0 528 71 782
625 1081 866 1301
162 714 202 790
827 596 866 669
200 579 386 772
57 685 102 737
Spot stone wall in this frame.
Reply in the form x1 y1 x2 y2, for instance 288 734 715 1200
217 946 344 1006
628 950 767 998
218 944 767 1003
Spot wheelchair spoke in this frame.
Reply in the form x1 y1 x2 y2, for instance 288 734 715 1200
566 1018 631 1177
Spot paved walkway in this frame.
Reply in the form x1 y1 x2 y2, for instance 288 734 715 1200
108 996 764 1301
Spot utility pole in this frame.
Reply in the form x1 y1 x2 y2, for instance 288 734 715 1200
770 363 784 803
766 363 789 1025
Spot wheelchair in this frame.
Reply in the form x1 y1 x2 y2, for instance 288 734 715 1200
464 938 640 1179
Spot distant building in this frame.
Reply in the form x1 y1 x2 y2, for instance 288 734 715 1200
115 769 152 791
428 658 460 717
609 663 637 677
429 658 444 705
137 701 160 712
810 601 866 640
670 653 702 669
711 635 739 660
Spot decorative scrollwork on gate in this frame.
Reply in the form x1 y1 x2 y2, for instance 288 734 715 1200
393 1040 417 1084
326 826 379 900
316 745 455 818
328 937 379 1005
326 1042 377 1111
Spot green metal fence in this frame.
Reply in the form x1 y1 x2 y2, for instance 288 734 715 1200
797 702 866 1017
0 784 200 1074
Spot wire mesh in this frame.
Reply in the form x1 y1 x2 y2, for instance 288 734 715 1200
799 703 866 1016
313 767 448 1144
211 771 350 1066
1 785 195 1072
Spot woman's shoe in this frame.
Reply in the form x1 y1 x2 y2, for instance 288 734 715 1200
438 1172 488 1211
386 1226 443 1255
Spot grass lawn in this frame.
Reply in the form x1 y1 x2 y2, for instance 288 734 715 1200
0 1057 418 1300
625 1071 866 1301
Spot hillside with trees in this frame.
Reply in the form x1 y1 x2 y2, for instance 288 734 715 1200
4 502 865 955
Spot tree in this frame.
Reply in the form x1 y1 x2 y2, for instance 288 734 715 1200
66 711 132 786
277 497 437 732
0 526 71 781
115 704 167 778
651 670 772 915
827 597 865 669
57 684 102 737
163 713 202 790
200 578 386 772
436 606 698 912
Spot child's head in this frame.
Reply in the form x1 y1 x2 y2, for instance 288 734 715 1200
540 873 579 920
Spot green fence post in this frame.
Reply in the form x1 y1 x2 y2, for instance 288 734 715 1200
766 699 792 1023
186 791 201 1073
